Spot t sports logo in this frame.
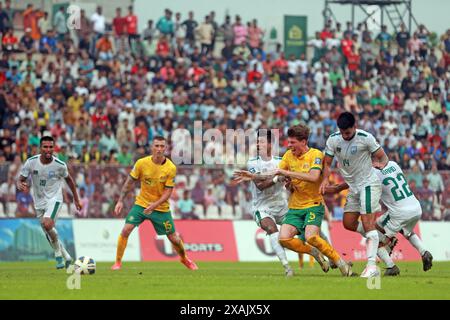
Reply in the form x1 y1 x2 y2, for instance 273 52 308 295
154 235 224 257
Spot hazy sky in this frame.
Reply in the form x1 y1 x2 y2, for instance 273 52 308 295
135 0 449 40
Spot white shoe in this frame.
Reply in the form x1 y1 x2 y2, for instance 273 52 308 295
284 266 294 277
360 265 380 278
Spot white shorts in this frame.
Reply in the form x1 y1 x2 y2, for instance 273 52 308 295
252 205 288 227
35 199 63 221
377 210 421 238
344 182 382 215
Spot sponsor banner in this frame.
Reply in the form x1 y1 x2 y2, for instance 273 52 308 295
284 15 307 58
233 221 331 262
419 222 450 261
139 220 238 261
0 218 74 261
329 221 421 261
73 219 140 262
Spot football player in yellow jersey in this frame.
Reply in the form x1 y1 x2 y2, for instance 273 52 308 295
276 125 354 276
111 136 198 271
235 125 354 276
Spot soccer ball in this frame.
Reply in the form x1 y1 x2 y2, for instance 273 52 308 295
74 256 96 275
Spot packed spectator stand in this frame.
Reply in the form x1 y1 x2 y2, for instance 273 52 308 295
0 4 449 221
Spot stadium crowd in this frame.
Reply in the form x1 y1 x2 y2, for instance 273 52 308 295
0 3 449 220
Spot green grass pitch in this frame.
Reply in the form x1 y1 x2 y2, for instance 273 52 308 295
1 261 449 300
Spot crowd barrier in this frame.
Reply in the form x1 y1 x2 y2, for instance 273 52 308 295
1 219 449 262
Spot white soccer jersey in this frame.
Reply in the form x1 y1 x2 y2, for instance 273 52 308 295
247 156 288 213
19 155 69 210
325 129 381 190
375 161 421 219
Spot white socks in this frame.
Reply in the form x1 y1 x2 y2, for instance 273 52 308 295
356 221 365 236
377 246 395 268
269 232 289 266
45 228 62 257
408 233 427 256
365 230 379 267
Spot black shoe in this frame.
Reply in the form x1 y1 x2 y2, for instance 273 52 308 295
384 265 400 276
388 237 398 256
422 251 433 271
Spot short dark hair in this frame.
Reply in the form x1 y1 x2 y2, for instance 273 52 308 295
40 136 54 145
287 125 310 142
337 112 356 130
153 136 166 142
257 129 272 142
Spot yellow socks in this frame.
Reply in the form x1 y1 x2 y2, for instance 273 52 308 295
115 234 128 263
307 235 341 264
279 238 313 254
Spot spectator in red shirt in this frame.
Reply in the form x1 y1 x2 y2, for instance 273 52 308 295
341 32 353 58
160 60 175 81
2 28 18 52
126 5 139 52
273 52 288 69
156 35 170 59
112 7 127 51
320 25 332 41
347 46 360 79
247 64 262 83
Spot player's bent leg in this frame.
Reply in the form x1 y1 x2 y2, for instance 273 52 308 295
260 218 293 277
40 217 65 269
167 232 198 270
112 224 136 270
401 230 433 271
279 224 328 273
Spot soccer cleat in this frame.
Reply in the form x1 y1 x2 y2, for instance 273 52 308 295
56 256 65 269
285 266 294 277
181 257 198 270
387 237 398 256
111 262 122 270
315 252 330 273
360 265 380 278
65 258 73 269
421 251 433 272
338 260 356 277
384 265 400 276
329 259 338 269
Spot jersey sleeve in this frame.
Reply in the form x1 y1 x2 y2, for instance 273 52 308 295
310 150 324 171
367 133 381 154
60 162 69 178
279 153 289 170
165 166 176 188
324 137 336 158
129 160 141 180
19 159 31 178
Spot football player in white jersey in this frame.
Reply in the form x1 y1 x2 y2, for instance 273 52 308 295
17 136 82 269
320 112 389 278
246 130 294 276
327 160 433 275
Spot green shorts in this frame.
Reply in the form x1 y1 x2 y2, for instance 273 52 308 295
125 204 176 235
282 204 325 241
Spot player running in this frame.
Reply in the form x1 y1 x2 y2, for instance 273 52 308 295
319 112 389 278
111 136 198 271
326 160 433 276
17 136 81 269
246 130 294 276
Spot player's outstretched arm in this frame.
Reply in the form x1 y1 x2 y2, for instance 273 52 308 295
319 154 333 194
115 175 136 216
276 168 321 183
323 182 349 194
65 175 82 211
233 169 277 183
